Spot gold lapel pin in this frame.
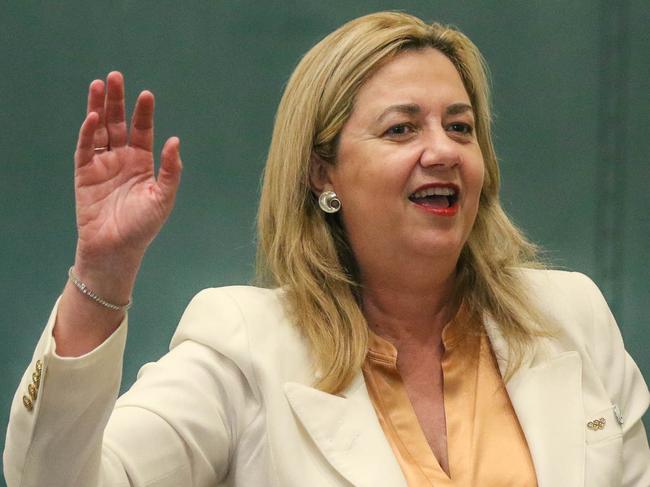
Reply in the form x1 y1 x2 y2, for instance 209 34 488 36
587 417 606 431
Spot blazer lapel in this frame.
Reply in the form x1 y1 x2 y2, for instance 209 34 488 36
485 318 585 487
284 373 406 487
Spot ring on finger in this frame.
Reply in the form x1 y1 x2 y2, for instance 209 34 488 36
93 145 109 153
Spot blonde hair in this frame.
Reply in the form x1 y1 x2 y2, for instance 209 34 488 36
257 11 550 393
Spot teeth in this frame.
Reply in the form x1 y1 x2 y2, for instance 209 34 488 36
411 187 456 198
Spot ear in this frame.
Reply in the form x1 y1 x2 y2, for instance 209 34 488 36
309 152 334 194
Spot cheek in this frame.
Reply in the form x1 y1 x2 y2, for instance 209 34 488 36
334 152 412 202
476 166 486 201
468 157 485 201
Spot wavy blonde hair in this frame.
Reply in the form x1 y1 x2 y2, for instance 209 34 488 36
257 11 549 393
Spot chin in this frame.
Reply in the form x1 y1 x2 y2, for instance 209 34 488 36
408 235 465 261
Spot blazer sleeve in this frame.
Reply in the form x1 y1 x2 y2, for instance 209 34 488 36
3 290 261 487
578 273 650 486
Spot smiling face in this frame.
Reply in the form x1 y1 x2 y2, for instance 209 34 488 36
316 47 485 281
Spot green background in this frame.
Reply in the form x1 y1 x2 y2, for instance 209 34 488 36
2 1 648 480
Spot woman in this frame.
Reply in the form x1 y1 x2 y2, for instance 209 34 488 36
4 11 649 487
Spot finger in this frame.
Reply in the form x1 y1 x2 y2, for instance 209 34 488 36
157 137 183 202
129 90 155 152
86 80 109 148
104 71 127 147
75 112 101 168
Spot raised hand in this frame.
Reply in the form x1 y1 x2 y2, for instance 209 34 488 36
54 72 183 356
74 72 182 274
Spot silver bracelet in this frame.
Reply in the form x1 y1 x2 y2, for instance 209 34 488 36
68 267 132 311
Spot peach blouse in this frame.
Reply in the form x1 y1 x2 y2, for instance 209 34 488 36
362 311 538 486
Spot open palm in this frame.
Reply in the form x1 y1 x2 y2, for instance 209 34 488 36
74 72 182 266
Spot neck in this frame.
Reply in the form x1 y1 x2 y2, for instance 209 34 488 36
360 256 459 349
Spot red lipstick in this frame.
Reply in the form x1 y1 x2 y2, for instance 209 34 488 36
408 183 460 216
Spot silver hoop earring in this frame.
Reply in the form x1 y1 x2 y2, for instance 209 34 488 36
318 190 341 213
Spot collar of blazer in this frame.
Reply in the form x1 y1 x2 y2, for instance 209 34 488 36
284 315 585 487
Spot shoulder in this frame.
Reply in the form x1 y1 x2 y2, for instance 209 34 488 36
515 268 608 335
174 286 288 331
516 267 600 303
169 285 313 385
511 268 619 372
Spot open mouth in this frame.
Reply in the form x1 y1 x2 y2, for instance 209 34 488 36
408 186 459 210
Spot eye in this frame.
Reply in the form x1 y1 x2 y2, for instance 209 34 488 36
383 123 416 138
447 122 474 136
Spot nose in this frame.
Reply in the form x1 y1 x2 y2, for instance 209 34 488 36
418 126 461 170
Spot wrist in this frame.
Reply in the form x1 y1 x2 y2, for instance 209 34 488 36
56 280 126 357
72 251 142 306
68 267 132 311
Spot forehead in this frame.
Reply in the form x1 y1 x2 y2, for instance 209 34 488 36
353 47 470 114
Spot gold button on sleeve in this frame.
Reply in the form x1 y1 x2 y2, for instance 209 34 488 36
28 383 38 401
35 360 43 373
22 395 33 411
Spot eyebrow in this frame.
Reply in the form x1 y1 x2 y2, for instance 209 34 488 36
376 103 421 124
446 103 474 116
376 102 474 124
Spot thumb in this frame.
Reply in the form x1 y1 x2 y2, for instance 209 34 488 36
157 136 183 202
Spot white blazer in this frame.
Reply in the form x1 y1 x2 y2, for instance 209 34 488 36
3 269 650 486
